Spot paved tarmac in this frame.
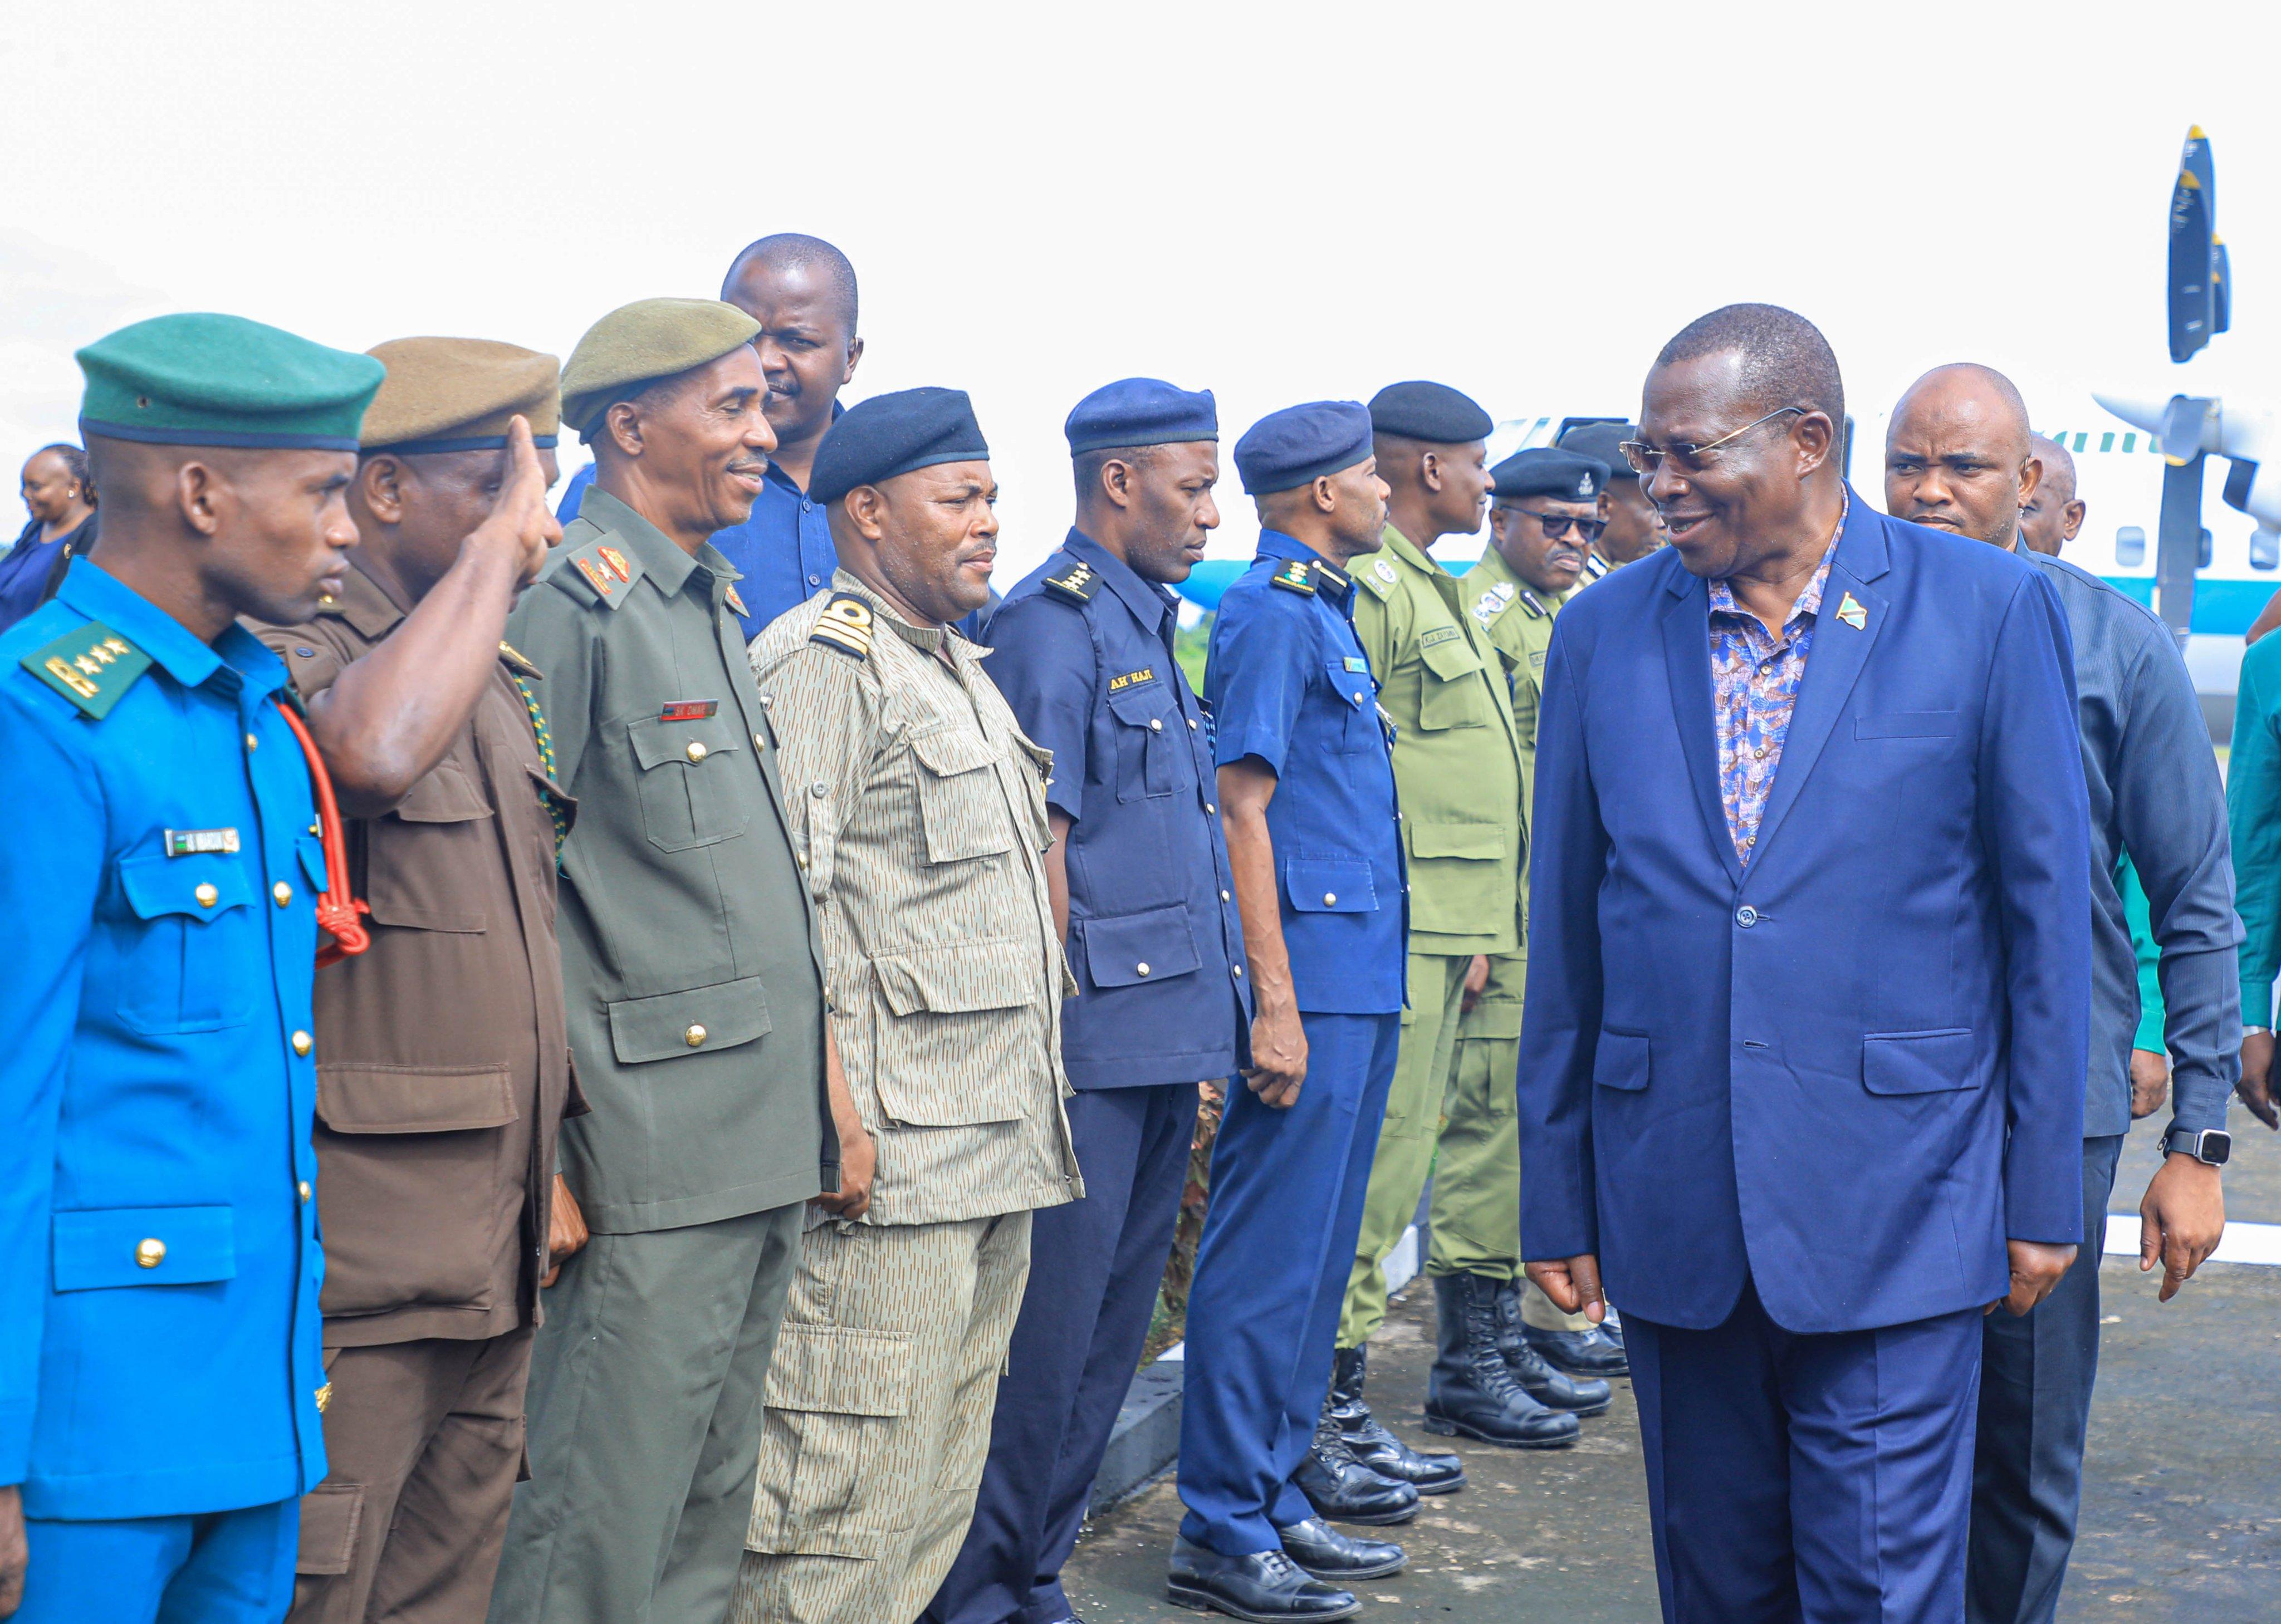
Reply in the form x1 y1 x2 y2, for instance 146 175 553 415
1064 1098 2281 1622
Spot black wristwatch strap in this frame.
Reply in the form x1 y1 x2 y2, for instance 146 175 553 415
2163 1126 2232 1166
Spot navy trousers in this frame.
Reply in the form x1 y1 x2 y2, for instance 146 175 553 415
924 1083 1200 1624
1629 1278 1983 1624
17 1499 297 1624
1966 1133 2125 1624
1176 1011 1399 1557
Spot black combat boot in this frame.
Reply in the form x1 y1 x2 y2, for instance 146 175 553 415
1294 1395 1418 1525
1496 1282 1613 1415
1422 1273 1579 1448
1327 1345 1465 1494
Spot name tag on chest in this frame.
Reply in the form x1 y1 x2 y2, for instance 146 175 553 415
660 700 719 722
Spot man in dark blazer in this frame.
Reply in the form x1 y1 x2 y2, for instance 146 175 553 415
1518 303 2092 1624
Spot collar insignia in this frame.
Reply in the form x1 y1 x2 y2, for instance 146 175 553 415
724 583 749 617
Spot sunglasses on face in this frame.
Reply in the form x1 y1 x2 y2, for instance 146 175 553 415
1619 405 1805 476
1516 509 1605 544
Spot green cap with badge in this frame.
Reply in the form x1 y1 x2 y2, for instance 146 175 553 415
76 312 385 451
560 298 762 441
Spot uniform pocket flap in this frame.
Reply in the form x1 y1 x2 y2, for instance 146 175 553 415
873 940 1036 1015
53 1205 236 1291
763 1323 913 1416
317 1064 518 1134
1592 1030 1651 1091
295 1482 365 1576
1409 820 1506 861
391 758 494 822
1853 712 1959 740
1464 999 1526 1041
608 976 774 1065
1079 903 1203 989
1104 683 1173 726
297 833 330 894
1862 1028 1979 1094
626 711 743 771
1323 661 1372 709
119 851 252 919
908 723 998 777
1419 632 1483 681
1284 858 1376 912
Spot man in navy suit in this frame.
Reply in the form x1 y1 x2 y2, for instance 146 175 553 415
1518 303 2091 1624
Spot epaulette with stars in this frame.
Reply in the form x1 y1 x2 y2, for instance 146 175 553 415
22 620 152 720
1042 557 1097 604
561 537 643 611
809 591 875 660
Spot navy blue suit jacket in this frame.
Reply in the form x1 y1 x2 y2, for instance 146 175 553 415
1518 493 2092 1336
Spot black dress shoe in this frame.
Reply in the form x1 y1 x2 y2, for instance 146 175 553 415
1505 1336 1613 1415
1276 1515 1407 1581
1327 1345 1465 1494
1525 1322 1630 1378
1294 1402 1419 1525
1167 1536 1360 1621
1422 1273 1580 1449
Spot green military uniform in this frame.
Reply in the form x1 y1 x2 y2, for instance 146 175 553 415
1436 543 1593 1334
1338 523 1525 1350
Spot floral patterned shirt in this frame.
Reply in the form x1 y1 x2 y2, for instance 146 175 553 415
1707 518 1844 866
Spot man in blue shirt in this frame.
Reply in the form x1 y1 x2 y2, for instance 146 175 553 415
1171 401 1408 1622
926 380 1249 1624
0 313 384 1623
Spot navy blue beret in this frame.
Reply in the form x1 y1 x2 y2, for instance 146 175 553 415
1367 380 1493 444
1065 377 1218 455
1491 447 1607 502
1233 400 1374 496
810 386 990 505
1555 420 1634 483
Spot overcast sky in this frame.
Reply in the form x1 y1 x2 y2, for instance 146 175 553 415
5 3 2277 578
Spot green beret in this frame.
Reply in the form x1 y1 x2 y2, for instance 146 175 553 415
360 338 562 453
77 312 384 451
560 298 761 440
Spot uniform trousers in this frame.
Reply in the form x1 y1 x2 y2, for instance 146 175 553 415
1178 1011 1399 1556
1427 946 1593 1333
735 1209 1034 1624
486 1201 804 1624
923 1085 1200 1624
1966 1133 2125 1624
17 1498 297 1624
1337 954 1468 1347
1629 1276 1983 1624
288 1327 534 1624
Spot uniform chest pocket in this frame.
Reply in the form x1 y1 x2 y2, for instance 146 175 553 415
908 725 1017 863
1105 683 1188 802
627 713 748 852
364 756 493 933
1325 661 1375 752
114 850 258 1034
1416 632 1489 731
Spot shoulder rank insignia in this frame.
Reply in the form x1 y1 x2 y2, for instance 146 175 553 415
1313 560 1351 594
1042 558 1097 603
22 620 151 720
1372 558 1398 586
1270 560 1318 595
810 591 874 659
1519 590 1549 620
497 640 542 679
1581 552 1610 579
723 583 750 618
1471 581 1517 625
563 537 643 611
597 545 633 582
1835 592 1868 631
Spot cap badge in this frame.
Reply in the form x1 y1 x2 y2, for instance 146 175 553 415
1578 474 1594 497
1835 592 1867 631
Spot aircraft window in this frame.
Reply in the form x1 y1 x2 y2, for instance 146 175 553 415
2116 526 2147 568
2101 433 2115 453
2123 433 2137 453
2074 433 2089 453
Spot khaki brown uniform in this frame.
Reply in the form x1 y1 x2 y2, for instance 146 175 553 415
735 575 1079 1624
250 561 582 1622
1338 524 1526 1351
489 488 834 1624
1439 546 1591 1333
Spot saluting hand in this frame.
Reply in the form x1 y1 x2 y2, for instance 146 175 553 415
466 415 562 589
1244 1001 1308 1109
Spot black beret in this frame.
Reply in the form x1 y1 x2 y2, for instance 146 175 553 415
1233 400 1374 495
1066 377 1218 455
810 386 990 505
1491 447 1607 503
1367 380 1494 444
1556 420 1634 482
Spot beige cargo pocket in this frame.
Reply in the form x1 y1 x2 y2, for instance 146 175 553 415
295 1481 365 1576
869 940 1039 1126
749 1323 915 1558
908 725 1017 863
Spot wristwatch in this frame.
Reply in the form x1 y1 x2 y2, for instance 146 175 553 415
2163 1126 2233 1166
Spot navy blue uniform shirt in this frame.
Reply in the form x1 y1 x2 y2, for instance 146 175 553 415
1205 532 1405 1015
989 530 1249 1087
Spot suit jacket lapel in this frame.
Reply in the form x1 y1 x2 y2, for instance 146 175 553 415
1660 570 1742 886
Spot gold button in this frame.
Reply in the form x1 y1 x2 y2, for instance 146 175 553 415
1324 892 1338 906
1137 961 1152 977
244 733 258 750
796 852 808 867
686 740 708 763
309 820 320 836
291 1030 312 1056
272 881 293 906
315 1382 334 1414
1149 718 1163 733
755 734 766 749
135 1238 165 1268
298 1181 312 1203
194 882 220 908
685 1023 708 1047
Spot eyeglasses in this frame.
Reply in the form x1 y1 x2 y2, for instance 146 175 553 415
1515 509 1605 544
1620 406 1805 476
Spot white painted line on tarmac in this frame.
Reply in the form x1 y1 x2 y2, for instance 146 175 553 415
2104 1214 2281 1267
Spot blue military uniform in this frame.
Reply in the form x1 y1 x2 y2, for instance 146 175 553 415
0 311 380 1624
1178 501 1407 1560
928 386 1251 1624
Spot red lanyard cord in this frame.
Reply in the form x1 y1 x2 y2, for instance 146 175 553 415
272 698 370 968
